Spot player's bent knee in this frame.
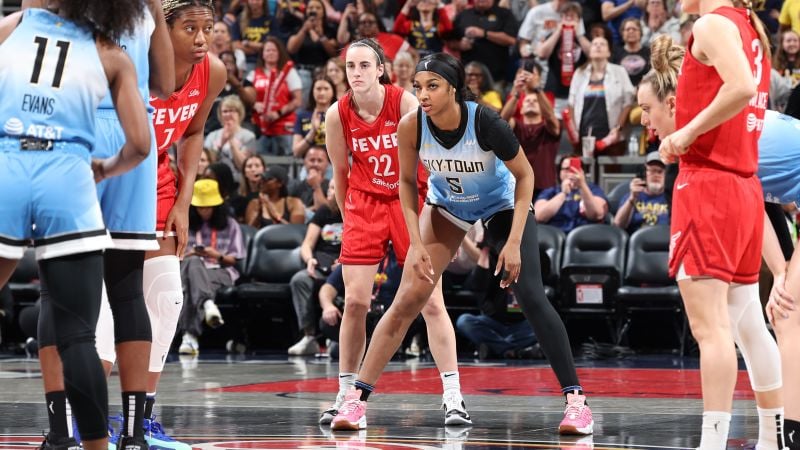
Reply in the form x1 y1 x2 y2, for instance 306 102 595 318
144 256 183 373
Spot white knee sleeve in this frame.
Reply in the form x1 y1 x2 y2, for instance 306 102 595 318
95 283 116 364
144 255 183 373
728 282 782 392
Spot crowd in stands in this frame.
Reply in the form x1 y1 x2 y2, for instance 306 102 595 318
3 0 800 359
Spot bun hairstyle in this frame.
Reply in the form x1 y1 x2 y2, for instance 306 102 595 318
640 34 684 101
59 0 147 43
347 38 391 84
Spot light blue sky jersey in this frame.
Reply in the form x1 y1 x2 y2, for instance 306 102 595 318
0 9 106 149
419 102 516 223
759 110 800 206
98 7 154 114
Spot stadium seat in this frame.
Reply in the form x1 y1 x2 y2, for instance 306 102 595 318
559 224 628 341
536 224 565 303
606 181 631 216
616 225 688 354
222 224 306 349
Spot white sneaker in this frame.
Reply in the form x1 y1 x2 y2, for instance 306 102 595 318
442 390 472 426
287 335 320 356
179 333 199 355
203 300 224 328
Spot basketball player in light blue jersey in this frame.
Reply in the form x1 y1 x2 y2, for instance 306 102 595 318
0 2 151 450
25 1 178 450
332 53 595 436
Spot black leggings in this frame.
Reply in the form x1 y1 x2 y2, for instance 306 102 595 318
483 210 580 390
38 251 108 441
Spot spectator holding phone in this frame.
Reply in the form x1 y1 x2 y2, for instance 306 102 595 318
534 155 608 233
288 182 343 355
286 0 338 99
613 152 670 233
179 180 246 355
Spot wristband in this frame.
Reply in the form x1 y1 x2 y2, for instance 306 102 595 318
483 29 488 39
217 254 225 264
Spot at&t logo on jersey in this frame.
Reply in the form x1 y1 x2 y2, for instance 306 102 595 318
3 118 24 135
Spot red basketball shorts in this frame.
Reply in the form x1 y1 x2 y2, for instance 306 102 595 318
155 156 178 234
339 189 417 266
668 169 763 284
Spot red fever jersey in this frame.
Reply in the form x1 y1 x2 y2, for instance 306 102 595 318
150 55 210 199
338 83 428 197
675 6 770 176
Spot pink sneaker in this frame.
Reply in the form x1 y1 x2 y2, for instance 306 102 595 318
330 389 367 431
558 393 594 435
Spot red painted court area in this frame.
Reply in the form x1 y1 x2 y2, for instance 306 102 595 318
212 367 756 399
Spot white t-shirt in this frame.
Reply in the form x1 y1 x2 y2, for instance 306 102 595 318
518 2 586 44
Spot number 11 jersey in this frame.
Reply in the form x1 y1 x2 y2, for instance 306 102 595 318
0 8 106 148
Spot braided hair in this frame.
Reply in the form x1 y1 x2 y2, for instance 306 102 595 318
163 0 215 25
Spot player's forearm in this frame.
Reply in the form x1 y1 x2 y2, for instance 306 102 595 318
509 171 534 243
175 135 204 206
763 211 788 276
399 178 423 247
683 82 757 142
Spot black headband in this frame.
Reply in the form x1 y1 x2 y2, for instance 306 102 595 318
415 59 460 90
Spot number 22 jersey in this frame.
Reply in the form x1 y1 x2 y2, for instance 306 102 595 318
338 83 427 197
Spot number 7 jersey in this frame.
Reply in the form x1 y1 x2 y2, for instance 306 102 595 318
0 8 106 148
150 55 210 194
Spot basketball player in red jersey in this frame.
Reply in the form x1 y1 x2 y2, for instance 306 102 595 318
658 0 773 447
322 38 471 427
142 0 225 441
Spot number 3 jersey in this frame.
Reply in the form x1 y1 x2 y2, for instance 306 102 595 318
0 8 106 148
418 102 516 223
150 55 210 196
338 83 427 197
676 6 770 177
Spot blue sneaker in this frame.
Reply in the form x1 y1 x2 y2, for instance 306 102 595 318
143 416 191 450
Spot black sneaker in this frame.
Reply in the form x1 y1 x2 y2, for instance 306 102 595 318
39 434 80 450
118 435 149 450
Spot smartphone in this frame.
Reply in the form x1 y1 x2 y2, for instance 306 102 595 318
569 157 582 172
194 245 205 252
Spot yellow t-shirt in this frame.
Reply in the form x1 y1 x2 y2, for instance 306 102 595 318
780 0 800 34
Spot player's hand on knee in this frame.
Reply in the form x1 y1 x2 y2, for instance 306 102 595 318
411 244 434 284
165 203 190 258
767 272 795 323
496 243 521 289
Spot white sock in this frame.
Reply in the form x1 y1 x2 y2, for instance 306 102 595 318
698 411 731 450
338 373 356 393
441 371 460 393
756 406 783 450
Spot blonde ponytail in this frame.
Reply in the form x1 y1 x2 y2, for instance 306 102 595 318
640 35 685 101
736 0 773 60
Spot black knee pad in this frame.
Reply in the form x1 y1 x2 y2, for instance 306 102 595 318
104 250 152 343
